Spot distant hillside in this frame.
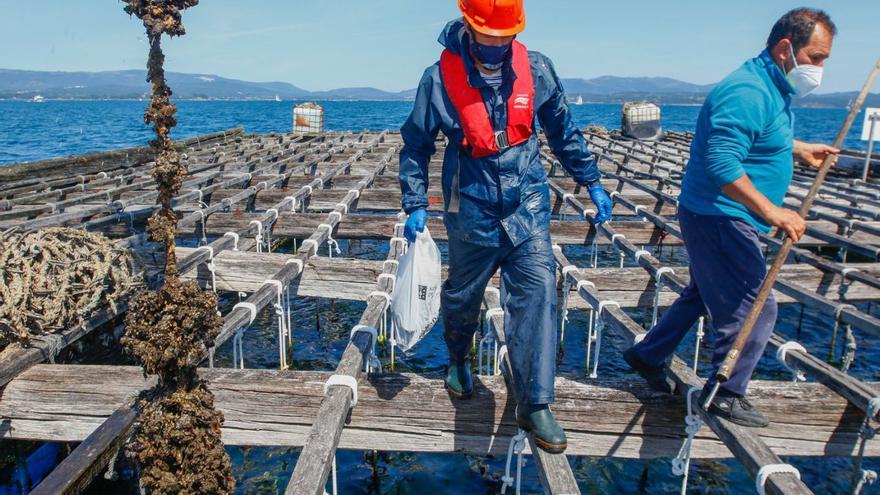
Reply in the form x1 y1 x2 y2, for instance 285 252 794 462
1 68 874 108
0 69 407 101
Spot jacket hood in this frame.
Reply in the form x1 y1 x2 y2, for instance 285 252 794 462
438 18 469 57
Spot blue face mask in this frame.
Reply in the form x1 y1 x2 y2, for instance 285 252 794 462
471 41 511 70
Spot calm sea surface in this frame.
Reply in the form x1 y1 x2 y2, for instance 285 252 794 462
0 100 878 494
0 100 873 165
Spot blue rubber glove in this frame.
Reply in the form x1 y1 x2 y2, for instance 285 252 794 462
404 208 427 243
589 182 613 224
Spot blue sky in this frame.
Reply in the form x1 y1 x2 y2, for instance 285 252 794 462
1 1 877 93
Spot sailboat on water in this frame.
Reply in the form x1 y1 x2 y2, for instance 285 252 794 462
275 94 282 102
574 95 584 106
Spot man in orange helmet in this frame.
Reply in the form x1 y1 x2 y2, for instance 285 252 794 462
399 0 613 453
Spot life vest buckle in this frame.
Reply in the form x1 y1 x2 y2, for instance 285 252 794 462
494 130 510 151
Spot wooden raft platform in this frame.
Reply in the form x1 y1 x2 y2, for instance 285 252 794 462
1 365 875 460
1 128 879 495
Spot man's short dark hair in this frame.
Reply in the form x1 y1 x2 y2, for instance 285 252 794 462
767 8 837 51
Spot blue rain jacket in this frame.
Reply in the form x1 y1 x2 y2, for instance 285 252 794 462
399 19 601 247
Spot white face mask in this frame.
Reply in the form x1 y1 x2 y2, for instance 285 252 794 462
786 44 823 96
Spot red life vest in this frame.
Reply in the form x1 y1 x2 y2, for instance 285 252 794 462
440 40 535 158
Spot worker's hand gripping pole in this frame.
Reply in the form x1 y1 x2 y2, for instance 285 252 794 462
713 57 880 389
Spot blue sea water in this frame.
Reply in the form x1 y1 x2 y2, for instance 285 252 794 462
0 100 878 494
0 100 873 165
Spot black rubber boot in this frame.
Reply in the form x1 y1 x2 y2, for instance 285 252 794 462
700 386 769 428
445 360 473 399
516 404 567 454
624 346 676 394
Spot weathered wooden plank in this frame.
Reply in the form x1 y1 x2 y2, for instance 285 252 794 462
0 303 126 388
190 212 683 246
482 290 581 494
0 365 874 461
169 246 880 308
207 188 678 216
285 175 405 495
29 406 139 495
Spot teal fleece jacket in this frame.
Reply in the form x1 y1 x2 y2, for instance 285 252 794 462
679 50 796 232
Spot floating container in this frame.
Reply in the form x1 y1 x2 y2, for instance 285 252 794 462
621 102 663 141
293 102 324 135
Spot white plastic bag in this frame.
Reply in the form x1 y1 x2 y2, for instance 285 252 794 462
390 228 442 352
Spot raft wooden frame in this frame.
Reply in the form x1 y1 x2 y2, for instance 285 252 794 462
0 128 878 495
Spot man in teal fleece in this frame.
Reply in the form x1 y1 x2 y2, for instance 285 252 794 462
624 8 839 427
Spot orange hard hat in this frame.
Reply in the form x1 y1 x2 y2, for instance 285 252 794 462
458 0 526 37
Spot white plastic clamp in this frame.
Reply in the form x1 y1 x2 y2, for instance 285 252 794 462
286 258 304 273
561 265 579 277
266 209 279 223
302 185 313 196
756 464 800 495
835 303 857 321
351 325 378 345
233 302 258 325
383 260 399 271
611 233 626 245
264 279 283 296
284 196 298 211
348 189 361 199
369 291 392 306
868 397 880 421
576 280 595 291
563 193 576 203
249 220 263 237
336 203 349 214
319 223 334 233
324 375 359 407
191 189 204 204
654 267 675 282
840 267 858 278
486 308 505 321
224 232 240 251
633 249 650 262
775 341 807 382
329 211 343 223
610 191 621 199
597 301 620 315
97 171 108 179
390 237 407 249
377 273 396 289
497 344 509 367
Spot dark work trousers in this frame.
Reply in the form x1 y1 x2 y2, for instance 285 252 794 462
630 206 777 396
442 230 558 405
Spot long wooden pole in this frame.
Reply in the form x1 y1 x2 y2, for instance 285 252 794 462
715 57 880 386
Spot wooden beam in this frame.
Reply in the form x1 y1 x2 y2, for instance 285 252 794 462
285 182 405 495
0 365 874 460
29 406 139 495
482 290 582 494
169 246 880 309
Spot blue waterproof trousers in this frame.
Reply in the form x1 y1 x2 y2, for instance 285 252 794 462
629 206 777 396
442 231 558 405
